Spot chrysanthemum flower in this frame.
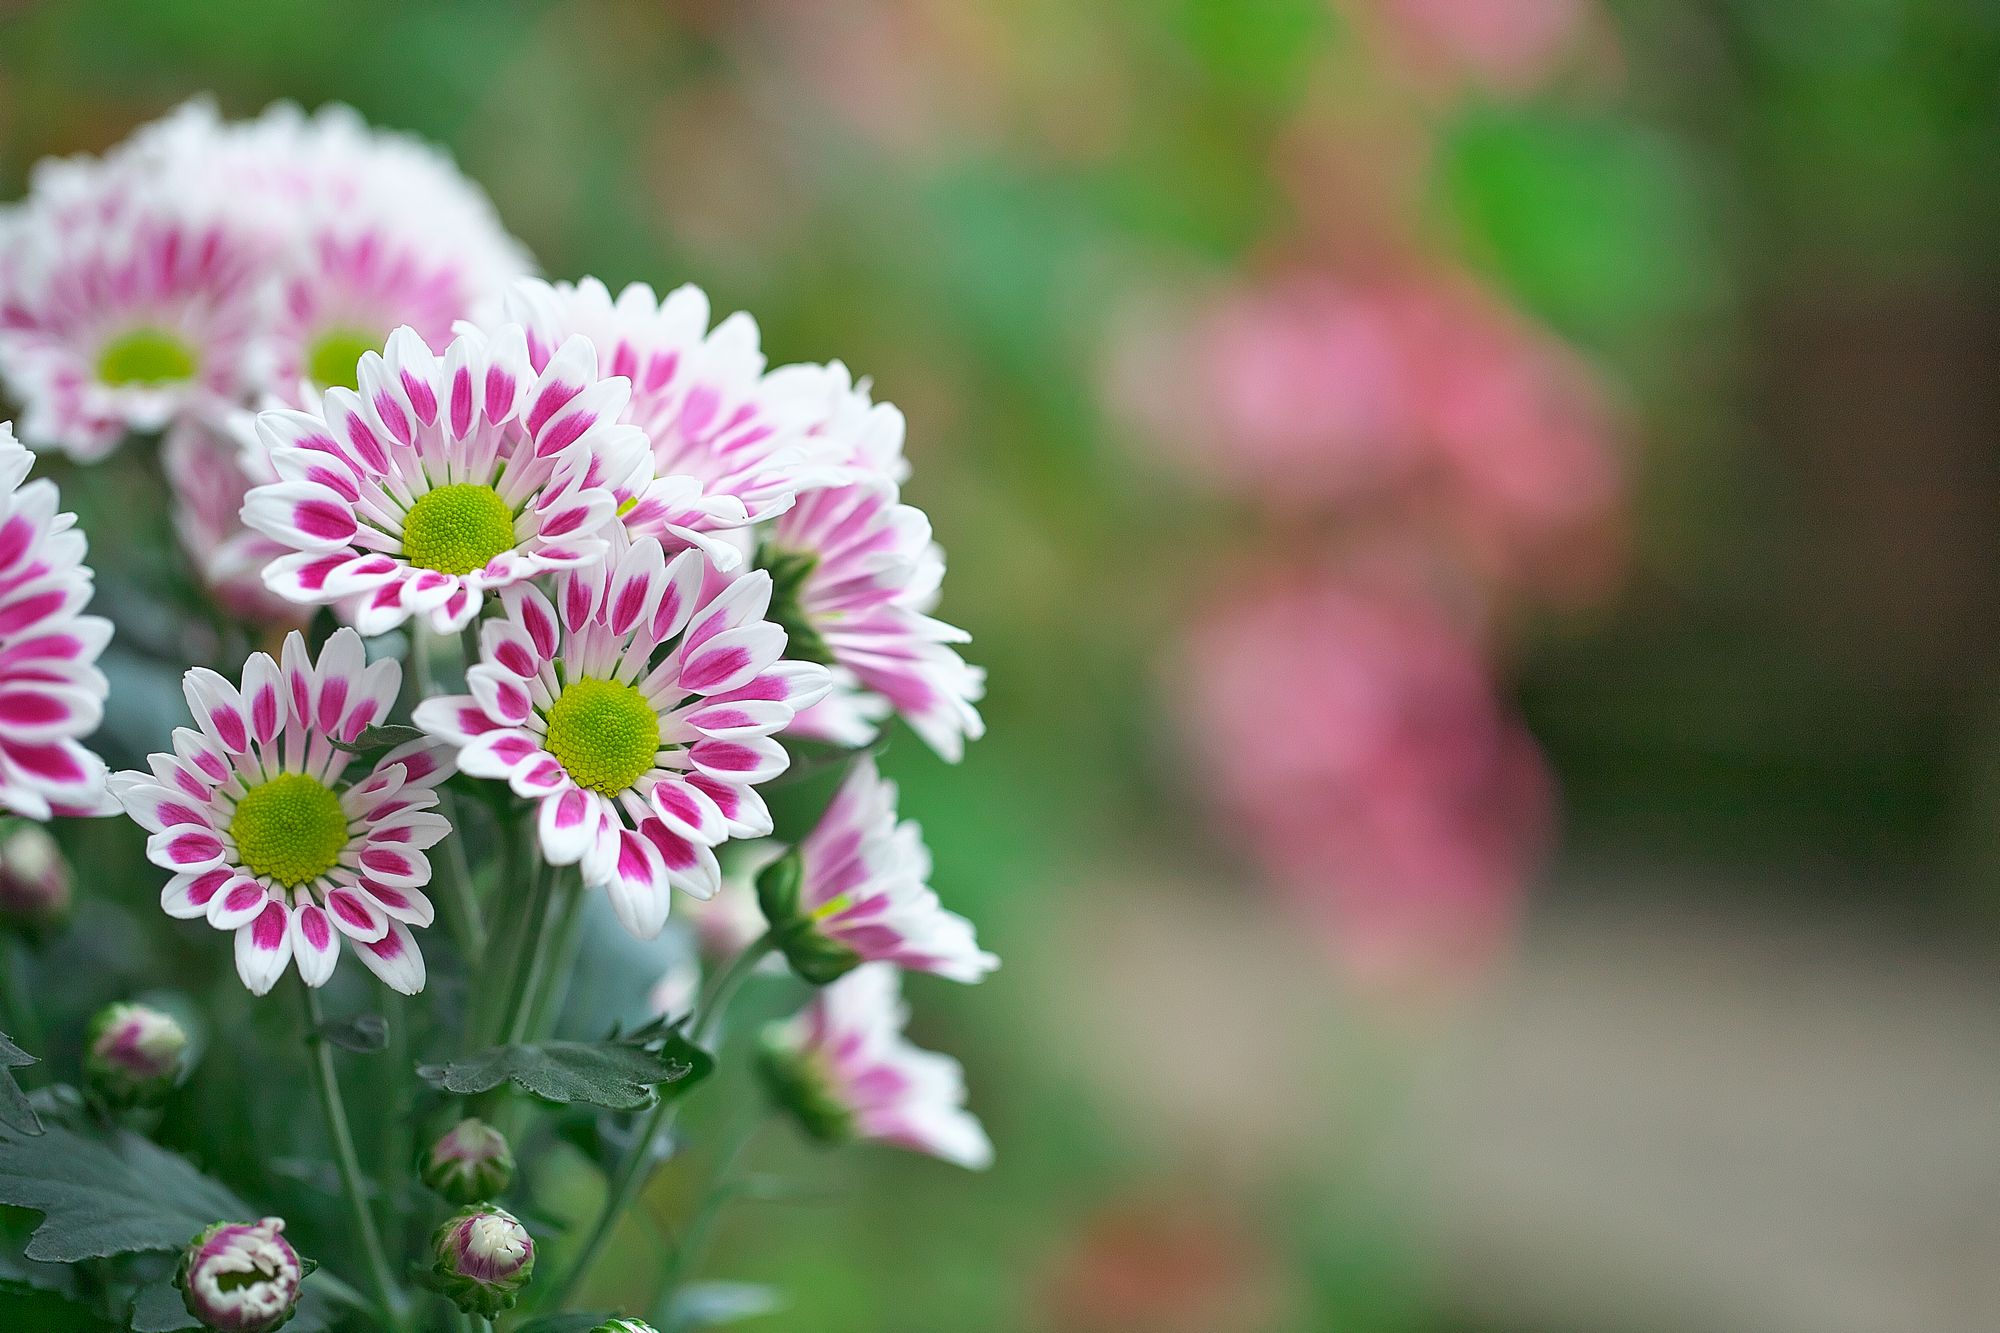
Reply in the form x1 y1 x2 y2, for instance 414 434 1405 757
756 389 983 757
0 192 268 459
758 757 994 983
413 534 830 939
492 277 839 565
233 102 532 400
0 423 114 818
108 628 451 996
163 417 300 624
243 325 646 633
757 963 991 1169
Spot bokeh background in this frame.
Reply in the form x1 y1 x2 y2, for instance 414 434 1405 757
4 2 1998 1330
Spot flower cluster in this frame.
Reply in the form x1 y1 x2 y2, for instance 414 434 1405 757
0 98 998 1329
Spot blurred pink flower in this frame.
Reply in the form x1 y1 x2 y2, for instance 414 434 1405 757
1357 0 1602 96
1113 268 1625 605
1177 570 1552 982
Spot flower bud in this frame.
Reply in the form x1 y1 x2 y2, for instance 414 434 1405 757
755 848 862 985
175 1217 303 1333
755 1027 856 1146
0 824 69 931
430 1204 534 1317
85 1001 187 1107
420 1117 514 1204
592 1321 659 1333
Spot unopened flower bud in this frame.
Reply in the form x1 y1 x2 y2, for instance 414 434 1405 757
85 1002 187 1107
0 824 69 930
755 848 862 985
421 1117 514 1203
592 1321 659 1333
430 1204 534 1316
755 1027 856 1146
176 1217 303 1333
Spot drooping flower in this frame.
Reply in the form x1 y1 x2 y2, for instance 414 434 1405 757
176 1217 304 1333
0 823 71 929
84 1001 188 1107
163 417 301 624
758 469 984 761
493 277 839 565
108 627 451 995
0 181 270 459
421 1118 515 1205
757 962 992 1169
431 1204 534 1317
756 757 994 984
414 534 830 939
0 423 114 819
242 324 646 633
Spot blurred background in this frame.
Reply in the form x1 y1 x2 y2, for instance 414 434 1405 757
4 1 1999 1329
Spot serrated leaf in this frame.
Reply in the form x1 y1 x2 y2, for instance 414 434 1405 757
0 1123 251 1261
314 1012 387 1054
130 1280 198 1331
0 1031 40 1136
663 1280 784 1330
417 1035 712 1110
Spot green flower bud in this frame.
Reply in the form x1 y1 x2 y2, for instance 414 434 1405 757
420 1117 514 1204
0 824 69 933
430 1204 533 1317
85 1001 187 1108
176 1217 303 1333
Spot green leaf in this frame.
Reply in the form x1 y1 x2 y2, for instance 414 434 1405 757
328 723 425 759
663 1280 784 1330
129 1280 198 1331
314 1012 387 1055
0 1122 251 1261
417 1034 712 1110
0 1031 41 1136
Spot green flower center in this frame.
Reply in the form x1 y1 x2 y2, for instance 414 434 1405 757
306 327 379 391
96 328 199 387
229 773 349 888
544 677 661 795
400 484 518 576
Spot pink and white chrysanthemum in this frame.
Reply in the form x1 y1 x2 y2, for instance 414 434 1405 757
243 325 647 633
759 963 992 1169
163 416 300 624
413 534 830 940
108 628 451 996
761 475 984 761
0 189 269 459
231 101 532 401
0 423 114 818
492 277 839 565
788 757 994 982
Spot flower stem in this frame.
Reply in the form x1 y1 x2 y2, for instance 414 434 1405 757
547 933 776 1310
301 981 407 1333
654 1116 765 1311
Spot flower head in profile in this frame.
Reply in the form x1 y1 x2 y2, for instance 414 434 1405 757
415 534 829 938
243 324 645 632
0 423 113 818
758 962 991 1169
109 628 451 995
176 1216 304 1333
493 277 838 565
757 757 994 984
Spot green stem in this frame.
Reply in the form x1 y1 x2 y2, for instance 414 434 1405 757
523 876 588 1040
431 799 486 968
654 1117 764 1311
300 982 407 1333
547 933 776 1310
504 870 571 1046
0 937 43 1055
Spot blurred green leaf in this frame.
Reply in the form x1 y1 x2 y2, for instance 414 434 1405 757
663 1280 784 1331
313 1012 387 1055
0 1034 40 1136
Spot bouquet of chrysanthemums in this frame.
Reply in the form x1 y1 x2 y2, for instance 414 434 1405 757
0 99 992 1333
